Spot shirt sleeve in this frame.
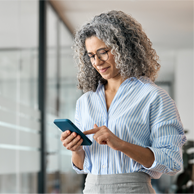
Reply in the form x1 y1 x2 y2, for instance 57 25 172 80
71 99 91 174
143 89 187 175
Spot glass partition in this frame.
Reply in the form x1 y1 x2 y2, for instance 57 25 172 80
45 3 83 193
59 19 83 194
0 1 39 193
46 4 60 193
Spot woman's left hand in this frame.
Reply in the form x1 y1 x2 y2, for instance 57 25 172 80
83 124 123 151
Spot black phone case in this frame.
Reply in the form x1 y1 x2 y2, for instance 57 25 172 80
54 119 92 146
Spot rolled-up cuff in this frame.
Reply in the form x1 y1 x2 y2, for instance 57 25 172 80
71 150 90 174
72 161 87 174
143 147 181 175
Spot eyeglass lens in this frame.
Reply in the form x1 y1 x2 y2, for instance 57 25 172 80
89 49 109 64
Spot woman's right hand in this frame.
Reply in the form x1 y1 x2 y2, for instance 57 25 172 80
60 130 83 152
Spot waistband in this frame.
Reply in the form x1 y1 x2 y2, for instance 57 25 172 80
85 172 151 185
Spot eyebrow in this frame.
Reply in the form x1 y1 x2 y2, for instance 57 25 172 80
87 47 108 54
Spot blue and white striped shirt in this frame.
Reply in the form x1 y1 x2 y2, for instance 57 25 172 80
72 76 186 179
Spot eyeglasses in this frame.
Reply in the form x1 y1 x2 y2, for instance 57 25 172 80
87 48 110 65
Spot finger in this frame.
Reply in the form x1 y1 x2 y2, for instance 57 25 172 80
63 132 77 145
83 128 100 135
71 138 83 151
95 134 107 145
94 124 98 128
66 134 81 150
93 129 108 138
60 130 71 141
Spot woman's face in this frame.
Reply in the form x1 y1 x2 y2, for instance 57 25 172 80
85 36 120 81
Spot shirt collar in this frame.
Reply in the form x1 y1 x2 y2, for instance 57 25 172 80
95 76 152 92
138 76 152 84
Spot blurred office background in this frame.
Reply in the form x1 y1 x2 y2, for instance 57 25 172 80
0 0 193 193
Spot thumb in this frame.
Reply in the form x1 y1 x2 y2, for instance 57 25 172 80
94 124 98 128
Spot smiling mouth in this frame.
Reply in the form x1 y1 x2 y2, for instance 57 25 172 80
98 67 110 73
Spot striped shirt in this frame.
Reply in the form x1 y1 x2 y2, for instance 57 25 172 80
72 76 186 179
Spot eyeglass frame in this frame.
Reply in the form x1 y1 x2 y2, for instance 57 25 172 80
87 47 110 65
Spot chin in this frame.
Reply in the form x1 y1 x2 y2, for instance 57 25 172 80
101 75 111 80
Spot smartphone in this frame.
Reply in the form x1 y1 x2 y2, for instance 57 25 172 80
54 119 92 146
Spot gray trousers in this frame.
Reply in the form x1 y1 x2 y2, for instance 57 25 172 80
83 172 156 194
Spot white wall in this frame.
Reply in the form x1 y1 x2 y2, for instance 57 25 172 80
174 49 194 140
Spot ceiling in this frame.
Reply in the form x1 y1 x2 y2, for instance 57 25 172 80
51 0 193 50
0 0 192 83
50 0 193 82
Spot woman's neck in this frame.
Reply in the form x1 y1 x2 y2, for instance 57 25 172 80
105 75 128 92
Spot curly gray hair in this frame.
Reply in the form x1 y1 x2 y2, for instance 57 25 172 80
73 10 160 93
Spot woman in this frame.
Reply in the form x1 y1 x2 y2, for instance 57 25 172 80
60 10 186 193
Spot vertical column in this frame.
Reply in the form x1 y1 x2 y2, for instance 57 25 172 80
174 49 194 140
56 19 60 116
38 0 47 193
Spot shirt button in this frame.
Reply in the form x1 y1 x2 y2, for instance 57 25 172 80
102 165 106 168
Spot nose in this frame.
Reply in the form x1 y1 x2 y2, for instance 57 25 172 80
93 55 103 66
